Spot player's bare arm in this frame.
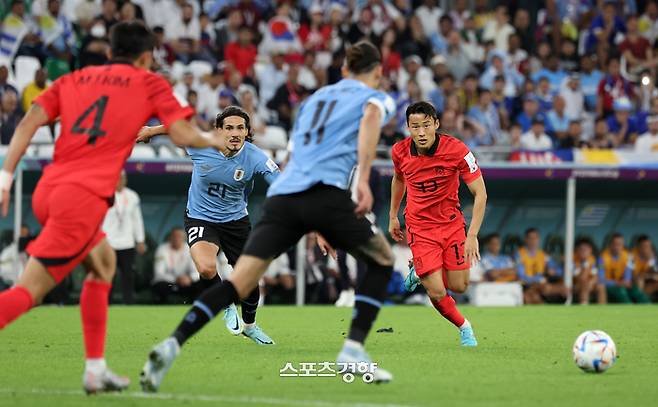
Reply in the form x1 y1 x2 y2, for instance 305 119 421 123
136 124 165 143
465 175 487 265
0 104 50 216
354 103 382 216
137 121 225 150
388 170 406 242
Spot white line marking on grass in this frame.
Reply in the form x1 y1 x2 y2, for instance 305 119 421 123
0 388 421 407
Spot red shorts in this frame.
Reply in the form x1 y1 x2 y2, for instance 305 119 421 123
27 183 111 283
406 223 468 277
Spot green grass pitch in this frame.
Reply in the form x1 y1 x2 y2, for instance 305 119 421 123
1 305 657 407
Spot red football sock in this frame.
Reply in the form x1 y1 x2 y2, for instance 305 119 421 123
80 280 111 359
0 286 33 329
431 295 465 328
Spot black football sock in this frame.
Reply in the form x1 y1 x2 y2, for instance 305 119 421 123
347 262 392 344
172 280 239 346
241 287 260 324
200 273 221 290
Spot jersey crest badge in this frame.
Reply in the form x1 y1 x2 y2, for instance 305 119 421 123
234 168 245 181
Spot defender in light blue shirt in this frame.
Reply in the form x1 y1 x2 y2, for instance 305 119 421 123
140 42 399 390
268 77 395 197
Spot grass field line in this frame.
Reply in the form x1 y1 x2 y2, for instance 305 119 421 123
0 387 422 407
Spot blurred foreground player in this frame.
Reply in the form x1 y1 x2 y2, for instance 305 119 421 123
389 101 487 346
0 22 224 393
141 41 397 391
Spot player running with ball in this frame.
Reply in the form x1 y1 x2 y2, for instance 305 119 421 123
389 101 487 346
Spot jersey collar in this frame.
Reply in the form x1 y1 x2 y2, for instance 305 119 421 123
219 142 247 159
410 134 440 156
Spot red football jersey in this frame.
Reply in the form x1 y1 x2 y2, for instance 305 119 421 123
35 63 193 198
391 134 481 229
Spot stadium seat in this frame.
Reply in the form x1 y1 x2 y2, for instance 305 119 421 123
31 126 53 144
36 144 54 159
158 145 175 158
14 56 41 93
24 145 38 157
171 61 186 82
130 145 157 160
188 60 213 79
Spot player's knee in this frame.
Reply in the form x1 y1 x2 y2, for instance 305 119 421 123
450 279 469 294
426 286 447 302
197 263 218 280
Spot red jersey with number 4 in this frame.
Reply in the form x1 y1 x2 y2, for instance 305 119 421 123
34 63 193 198
392 134 481 230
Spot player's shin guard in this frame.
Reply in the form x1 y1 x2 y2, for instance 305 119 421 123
241 287 259 324
172 280 239 346
431 295 465 328
0 286 33 329
348 262 392 344
200 273 221 290
80 280 111 358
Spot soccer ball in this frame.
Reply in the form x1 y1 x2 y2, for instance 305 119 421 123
572 330 617 373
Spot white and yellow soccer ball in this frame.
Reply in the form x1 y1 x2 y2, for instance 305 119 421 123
572 330 617 373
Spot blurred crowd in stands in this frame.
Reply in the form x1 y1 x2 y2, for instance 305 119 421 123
2 0 658 154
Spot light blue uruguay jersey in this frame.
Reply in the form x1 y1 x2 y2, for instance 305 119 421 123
267 79 396 197
186 142 279 223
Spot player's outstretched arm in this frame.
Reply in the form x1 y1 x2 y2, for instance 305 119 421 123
166 120 225 150
465 176 488 265
354 103 382 216
0 104 50 216
388 171 406 242
136 125 166 144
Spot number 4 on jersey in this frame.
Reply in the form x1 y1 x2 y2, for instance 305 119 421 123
71 96 109 145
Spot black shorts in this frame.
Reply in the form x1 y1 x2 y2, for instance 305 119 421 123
243 184 376 260
184 215 251 266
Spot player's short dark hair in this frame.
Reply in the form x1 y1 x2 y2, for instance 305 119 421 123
486 233 500 242
345 41 381 75
611 232 624 241
110 21 155 61
405 101 438 124
637 234 651 244
525 227 539 237
214 106 253 143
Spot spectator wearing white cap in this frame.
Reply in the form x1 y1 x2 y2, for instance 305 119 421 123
635 115 658 152
397 54 435 100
